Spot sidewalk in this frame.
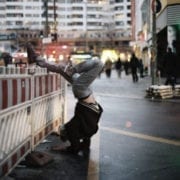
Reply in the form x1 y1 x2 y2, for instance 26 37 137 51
94 70 180 103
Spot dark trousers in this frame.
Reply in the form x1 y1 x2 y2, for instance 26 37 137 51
64 101 103 153
131 69 138 82
165 75 176 89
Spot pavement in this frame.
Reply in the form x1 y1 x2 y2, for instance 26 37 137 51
5 70 180 180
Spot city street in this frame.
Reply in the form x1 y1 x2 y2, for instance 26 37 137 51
9 70 180 180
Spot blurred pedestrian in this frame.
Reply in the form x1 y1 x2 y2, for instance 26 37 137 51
2 52 12 67
115 57 122 78
138 58 144 78
124 60 129 75
130 53 139 82
104 58 112 78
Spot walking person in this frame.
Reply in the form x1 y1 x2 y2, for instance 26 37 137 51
138 58 144 78
163 47 177 89
2 52 12 67
115 57 122 78
26 43 104 156
130 53 139 82
124 60 129 75
104 58 112 78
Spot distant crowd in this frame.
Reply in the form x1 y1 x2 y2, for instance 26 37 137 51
103 53 147 83
102 48 179 88
1 48 179 88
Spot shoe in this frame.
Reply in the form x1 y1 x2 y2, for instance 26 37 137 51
26 42 38 64
59 126 69 142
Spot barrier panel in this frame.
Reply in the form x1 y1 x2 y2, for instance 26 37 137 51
0 66 66 177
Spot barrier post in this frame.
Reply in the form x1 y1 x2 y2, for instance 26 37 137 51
30 72 36 151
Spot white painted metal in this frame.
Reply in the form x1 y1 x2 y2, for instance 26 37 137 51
0 67 66 177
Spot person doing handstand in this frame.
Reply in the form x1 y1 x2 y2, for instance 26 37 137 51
26 43 104 156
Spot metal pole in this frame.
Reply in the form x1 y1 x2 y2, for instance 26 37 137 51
85 0 88 52
53 0 57 42
44 0 49 37
151 2 157 85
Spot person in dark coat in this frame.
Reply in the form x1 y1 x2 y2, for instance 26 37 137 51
124 60 129 75
2 53 12 67
163 47 177 89
138 59 144 78
115 57 122 78
104 58 112 78
130 53 139 82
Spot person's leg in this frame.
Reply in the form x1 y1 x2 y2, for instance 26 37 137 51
80 137 91 157
135 70 138 82
26 43 74 83
132 71 135 82
80 137 91 150
27 43 103 98
37 58 74 83
165 75 171 85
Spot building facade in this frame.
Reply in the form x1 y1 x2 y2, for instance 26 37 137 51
0 0 134 57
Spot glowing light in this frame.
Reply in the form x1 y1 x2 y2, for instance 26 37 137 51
101 49 118 63
59 55 64 61
62 45 67 49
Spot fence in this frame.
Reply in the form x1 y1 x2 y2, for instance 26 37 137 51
0 66 66 177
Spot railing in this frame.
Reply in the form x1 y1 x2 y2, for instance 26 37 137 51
0 66 47 76
0 66 66 177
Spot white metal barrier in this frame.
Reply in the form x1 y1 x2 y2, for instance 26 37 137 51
0 66 47 76
0 67 66 177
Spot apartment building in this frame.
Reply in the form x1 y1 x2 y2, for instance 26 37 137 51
0 0 133 55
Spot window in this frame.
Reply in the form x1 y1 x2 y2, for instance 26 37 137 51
6 6 23 10
72 14 83 18
72 0 83 3
16 21 23 25
6 21 14 25
115 21 124 26
6 13 23 17
87 22 101 26
115 13 124 18
115 6 124 11
57 0 66 3
72 22 83 26
127 5 131 10
72 6 83 11
115 0 123 3
33 14 40 17
127 13 131 17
